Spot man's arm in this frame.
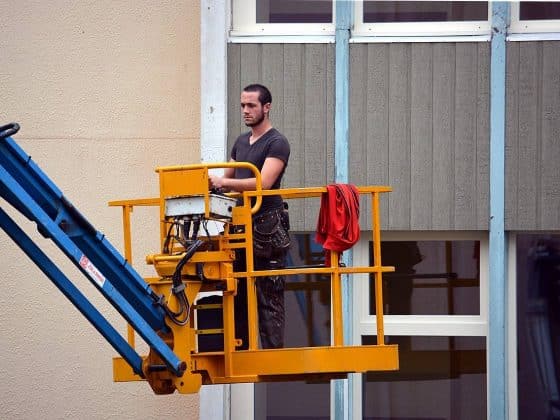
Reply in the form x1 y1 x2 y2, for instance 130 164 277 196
209 157 285 192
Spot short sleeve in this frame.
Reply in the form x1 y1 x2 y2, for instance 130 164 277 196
267 135 290 165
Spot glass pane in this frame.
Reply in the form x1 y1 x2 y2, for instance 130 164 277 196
363 335 487 419
285 234 330 348
370 241 480 316
520 1 560 20
257 234 330 420
256 0 333 23
364 1 488 23
517 234 560 420
255 381 330 420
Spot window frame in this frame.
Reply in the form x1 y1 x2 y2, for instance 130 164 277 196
352 1 492 37
231 1 560 40
353 231 488 340
231 0 336 37
509 1 560 34
352 231 489 419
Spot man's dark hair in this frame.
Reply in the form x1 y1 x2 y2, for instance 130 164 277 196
243 84 272 106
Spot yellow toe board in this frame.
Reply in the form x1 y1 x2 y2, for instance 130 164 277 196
194 344 398 385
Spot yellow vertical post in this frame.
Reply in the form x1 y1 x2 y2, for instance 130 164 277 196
121 205 136 348
222 291 235 376
372 192 385 346
242 198 259 351
331 251 344 346
247 275 258 350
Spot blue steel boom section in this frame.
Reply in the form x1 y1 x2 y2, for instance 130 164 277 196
0 123 185 377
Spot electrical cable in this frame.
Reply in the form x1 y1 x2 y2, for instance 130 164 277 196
161 239 203 326
162 220 175 254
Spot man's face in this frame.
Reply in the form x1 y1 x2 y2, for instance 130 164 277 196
240 91 270 127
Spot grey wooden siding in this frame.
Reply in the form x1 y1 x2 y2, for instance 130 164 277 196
349 43 490 231
506 41 560 231
227 43 335 231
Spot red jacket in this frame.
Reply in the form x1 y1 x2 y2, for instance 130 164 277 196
315 184 360 253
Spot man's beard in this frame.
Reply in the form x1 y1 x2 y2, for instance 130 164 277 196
245 111 265 127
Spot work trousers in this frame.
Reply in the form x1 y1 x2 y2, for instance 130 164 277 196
233 208 289 350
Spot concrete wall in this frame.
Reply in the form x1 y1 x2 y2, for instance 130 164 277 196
1 1 200 418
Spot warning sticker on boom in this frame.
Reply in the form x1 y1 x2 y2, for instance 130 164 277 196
79 255 106 288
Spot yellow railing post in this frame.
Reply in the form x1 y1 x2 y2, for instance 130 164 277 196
331 251 344 346
372 192 385 346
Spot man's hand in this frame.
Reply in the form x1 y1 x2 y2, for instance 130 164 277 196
209 174 227 191
208 157 284 193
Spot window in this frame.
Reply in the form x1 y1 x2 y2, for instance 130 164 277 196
516 234 560 420
254 234 330 419
510 1 560 34
231 0 335 37
355 234 487 336
257 0 332 23
354 1 490 37
370 240 480 316
232 1 560 39
354 233 488 419
363 336 487 419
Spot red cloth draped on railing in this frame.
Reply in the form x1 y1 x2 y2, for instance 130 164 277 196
315 184 360 258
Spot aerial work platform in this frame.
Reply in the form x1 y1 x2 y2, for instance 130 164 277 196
0 122 398 395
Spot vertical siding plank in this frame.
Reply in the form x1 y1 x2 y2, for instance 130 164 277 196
517 42 540 229
303 44 329 231
432 43 455 230
505 43 519 230
410 43 433 230
540 41 560 228
236 44 262 148
262 44 285 134
240 44 261 88
227 44 242 151
476 43 490 230
283 44 305 229
349 45 369 228
454 43 477 229
326 44 336 186
388 43 411 229
367 44 391 230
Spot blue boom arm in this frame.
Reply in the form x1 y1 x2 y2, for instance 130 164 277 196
0 123 185 377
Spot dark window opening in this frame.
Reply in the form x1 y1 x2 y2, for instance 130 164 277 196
520 1 560 20
257 0 333 24
517 234 560 420
363 1 488 23
362 335 487 419
370 240 480 316
256 234 330 420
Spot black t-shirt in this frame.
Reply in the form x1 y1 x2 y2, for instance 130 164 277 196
231 128 290 214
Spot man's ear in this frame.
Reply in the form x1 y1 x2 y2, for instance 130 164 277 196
264 102 271 116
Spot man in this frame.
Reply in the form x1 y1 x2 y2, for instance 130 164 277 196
209 84 290 349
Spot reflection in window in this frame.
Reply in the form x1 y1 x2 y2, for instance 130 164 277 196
285 234 330 348
517 234 560 420
256 0 332 23
370 241 480 316
520 1 560 20
363 1 488 23
363 335 486 419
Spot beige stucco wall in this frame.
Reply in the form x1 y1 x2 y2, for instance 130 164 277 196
1 1 200 418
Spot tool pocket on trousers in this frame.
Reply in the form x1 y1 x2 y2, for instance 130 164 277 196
253 210 290 259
